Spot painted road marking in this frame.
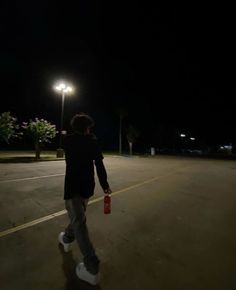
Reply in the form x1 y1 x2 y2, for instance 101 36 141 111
0 161 122 184
0 174 172 238
0 174 64 184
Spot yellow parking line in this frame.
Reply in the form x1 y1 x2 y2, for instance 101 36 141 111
0 174 64 184
0 174 171 238
0 210 67 238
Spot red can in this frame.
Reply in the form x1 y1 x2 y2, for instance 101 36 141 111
104 194 111 214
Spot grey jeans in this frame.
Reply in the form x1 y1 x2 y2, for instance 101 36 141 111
64 196 100 274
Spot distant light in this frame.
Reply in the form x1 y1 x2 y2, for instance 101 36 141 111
223 145 232 150
180 134 186 138
190 137 195 141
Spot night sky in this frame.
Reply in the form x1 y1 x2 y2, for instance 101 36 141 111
0 2 235 151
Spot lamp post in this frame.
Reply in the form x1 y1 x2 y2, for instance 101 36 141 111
119 114 122 155
118 108 127 155
54 83 73 157
180 133 186 153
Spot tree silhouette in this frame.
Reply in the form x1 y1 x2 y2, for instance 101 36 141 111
0 112 20 144
126 125 140 156
22 118 57 159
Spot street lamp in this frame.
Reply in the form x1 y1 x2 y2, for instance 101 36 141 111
180 133 186 153
54 82 73 157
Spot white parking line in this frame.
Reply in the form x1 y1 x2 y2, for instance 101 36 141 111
0 174 171 238
0 174 64 184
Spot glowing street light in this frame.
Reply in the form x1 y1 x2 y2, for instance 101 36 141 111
55 84 73 93
190 137 195 141
179 133 186 153
54 82 74 157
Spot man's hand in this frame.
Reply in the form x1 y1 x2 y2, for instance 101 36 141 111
104 188 112 194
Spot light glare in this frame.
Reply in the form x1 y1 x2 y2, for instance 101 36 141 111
59 83 66 89
54 82 74 94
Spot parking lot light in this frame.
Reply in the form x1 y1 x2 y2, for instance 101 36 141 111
54 82 74 157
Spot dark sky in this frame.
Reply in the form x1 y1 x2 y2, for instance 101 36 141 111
0 2 235 149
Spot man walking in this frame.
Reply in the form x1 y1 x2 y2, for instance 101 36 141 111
58 113 112 285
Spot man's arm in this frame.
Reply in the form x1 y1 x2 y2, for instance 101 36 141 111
92 138 112 193
95 158 111 193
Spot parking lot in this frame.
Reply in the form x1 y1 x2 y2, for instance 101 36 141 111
0 155 236 290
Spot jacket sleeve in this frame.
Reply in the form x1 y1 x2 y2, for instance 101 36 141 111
93 140 109 190
95 158 110 190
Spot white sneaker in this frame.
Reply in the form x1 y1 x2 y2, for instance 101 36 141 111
76 262 100 286
58 232 73 252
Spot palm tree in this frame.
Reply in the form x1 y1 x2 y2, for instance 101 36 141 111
126 125 140 156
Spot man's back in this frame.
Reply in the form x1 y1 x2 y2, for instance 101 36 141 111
63 133 102 199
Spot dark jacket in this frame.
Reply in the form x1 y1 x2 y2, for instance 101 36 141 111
63 133 109 199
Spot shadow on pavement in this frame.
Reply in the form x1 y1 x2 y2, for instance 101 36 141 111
58 245 102 290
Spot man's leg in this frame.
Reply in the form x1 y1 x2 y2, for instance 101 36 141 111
63 223 75 243
65 196 100 275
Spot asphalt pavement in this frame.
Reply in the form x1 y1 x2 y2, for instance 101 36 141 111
0 155 236 290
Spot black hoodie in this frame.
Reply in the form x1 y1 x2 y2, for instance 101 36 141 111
63 133 109 199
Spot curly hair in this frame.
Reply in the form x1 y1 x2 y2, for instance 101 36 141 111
70 113 94 134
